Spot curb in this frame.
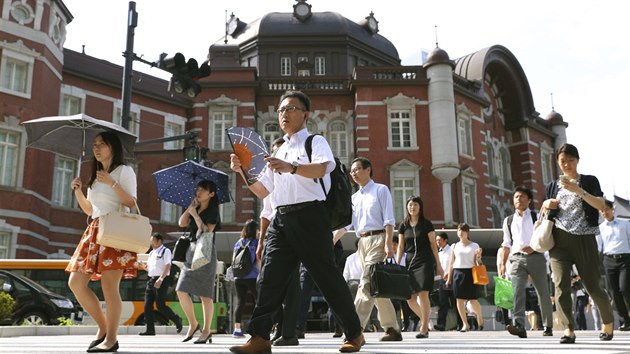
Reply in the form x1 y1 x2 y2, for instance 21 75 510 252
0 325 182 337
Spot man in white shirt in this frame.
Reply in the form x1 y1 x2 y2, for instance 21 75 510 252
599 200 630 331
434 232 460 331
230 90 363 354
499 186 553 338
139 233 182 336
334 157 402 342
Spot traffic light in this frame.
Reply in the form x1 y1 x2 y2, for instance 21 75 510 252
158 53 211 98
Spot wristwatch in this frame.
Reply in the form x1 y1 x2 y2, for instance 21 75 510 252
290 161 299 174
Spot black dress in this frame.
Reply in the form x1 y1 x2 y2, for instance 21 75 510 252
400 218 435 292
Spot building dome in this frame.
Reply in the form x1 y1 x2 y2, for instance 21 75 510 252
424 47 455 69
545 110 564 124
220 11 399 62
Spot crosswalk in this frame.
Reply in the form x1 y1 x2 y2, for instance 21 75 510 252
1 330 629 353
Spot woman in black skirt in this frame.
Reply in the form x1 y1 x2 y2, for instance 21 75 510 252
445 223 484 332
397 196 444 338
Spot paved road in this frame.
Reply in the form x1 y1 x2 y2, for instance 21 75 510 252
1 329 630 353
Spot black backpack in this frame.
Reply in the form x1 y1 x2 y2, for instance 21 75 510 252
232 240 254 277
305 134 353 231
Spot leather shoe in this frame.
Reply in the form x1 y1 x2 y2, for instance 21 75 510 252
560 334 576 344
138 331 155 336
416 332 429 338
339 333 365 353
433 324 445 331
88 335 106 350
333 331 343 338
270 330 281 343
174 316 183 334
599 332 614 341
619 322 630 331
379 327 402 341
86 341 119 353
543 327 553 336
272 336 299 346
296 329 305 339
506 324 527 338
229 335 272 354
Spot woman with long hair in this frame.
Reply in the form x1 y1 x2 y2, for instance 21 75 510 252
396 195 443 338
176 179 221 344
232 219 259 337
542 143 613 343
66 131 139 353
446 223 484 332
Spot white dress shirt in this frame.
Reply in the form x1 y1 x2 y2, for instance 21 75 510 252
500 208 535 256
343 252 363 281
350 180 395 236
599 217 630 255
258 129 334 207
147 245 172 277
438 243 452 273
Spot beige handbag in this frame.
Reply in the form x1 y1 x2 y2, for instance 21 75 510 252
96 200 152 254
191 231 215 271
530 207 555 252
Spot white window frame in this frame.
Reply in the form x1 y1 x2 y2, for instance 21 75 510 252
280 57 291 76
164 115 186 150
389 160 421 222
0 49 35 98
315 56 326 76
59 85 86 116
457 115 473 157
160 201 180 224
0 231 10 259
328 120 347 158
388 110 412 148
461 174 478 226
211 161 235 223
0 128 20 187
113 103 140 137
52 156 77 208
263 121 282 151
210 111 235 150
540 142 555 186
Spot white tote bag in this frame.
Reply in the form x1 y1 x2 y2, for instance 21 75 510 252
191 231 215 270
97 201 152 254
530 208 555 252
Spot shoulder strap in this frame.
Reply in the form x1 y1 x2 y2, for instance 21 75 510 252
506 214 514 243
305 134 327 196
531 210 537 222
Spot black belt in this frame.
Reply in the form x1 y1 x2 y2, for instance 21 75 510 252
512 251 538 257
276 201 319 215
605 253 630 260
359 229 386 237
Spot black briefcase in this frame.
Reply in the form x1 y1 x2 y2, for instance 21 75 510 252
368 259 412 300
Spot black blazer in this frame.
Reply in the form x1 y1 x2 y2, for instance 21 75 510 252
545 174 602 227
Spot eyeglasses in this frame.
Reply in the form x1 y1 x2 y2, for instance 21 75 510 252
277 105 306 114
350 167 363 174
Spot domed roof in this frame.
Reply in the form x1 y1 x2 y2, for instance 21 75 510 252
424 47 455 69
545 110 564 124
220 11 399 62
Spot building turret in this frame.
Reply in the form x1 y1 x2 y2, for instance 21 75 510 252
424 47 459 226
545 109 568 151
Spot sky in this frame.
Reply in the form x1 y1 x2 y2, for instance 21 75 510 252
61 0 630 199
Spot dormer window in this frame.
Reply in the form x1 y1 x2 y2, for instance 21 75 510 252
296 58 312 77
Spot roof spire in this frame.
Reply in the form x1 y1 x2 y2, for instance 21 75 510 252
434 25 439 47
550 92 555 111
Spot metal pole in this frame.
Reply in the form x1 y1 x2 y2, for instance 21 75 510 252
121 1 137 130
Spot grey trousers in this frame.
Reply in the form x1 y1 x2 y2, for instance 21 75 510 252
508 252 553 328
549 228 614 331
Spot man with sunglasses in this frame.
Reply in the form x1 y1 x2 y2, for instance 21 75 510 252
139 232 183 336
230 90 364 354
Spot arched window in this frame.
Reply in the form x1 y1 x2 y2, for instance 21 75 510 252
328 120 347 157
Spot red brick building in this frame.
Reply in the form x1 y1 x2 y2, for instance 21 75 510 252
0 0 566 259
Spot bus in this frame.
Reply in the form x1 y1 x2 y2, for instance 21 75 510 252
0 259 229 332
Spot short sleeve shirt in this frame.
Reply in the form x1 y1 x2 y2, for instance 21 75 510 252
87 165 137 218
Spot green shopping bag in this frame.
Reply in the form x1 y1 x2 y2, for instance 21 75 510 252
494 276 514 309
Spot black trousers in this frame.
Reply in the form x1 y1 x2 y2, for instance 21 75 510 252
603 254 630 323
272 266 300 338
437 281 460 328
144 277 179 330
234 278 257 323
247 201 361 340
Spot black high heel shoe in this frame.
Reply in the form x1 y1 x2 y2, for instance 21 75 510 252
194 332 212 344
88 335 106 350
86 341 118 353
182 324 200 342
